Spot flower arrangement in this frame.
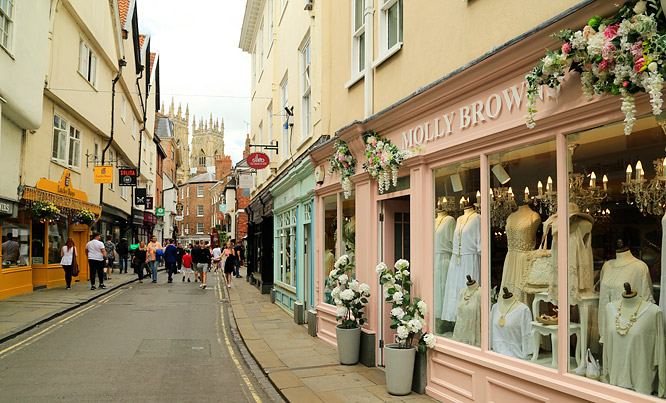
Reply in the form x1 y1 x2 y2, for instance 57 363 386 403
362 131 417 194
328 140 357 199
29 201 61 223
525 0 666 135
71 209 97 226
376 259 436 353
328 255 371 329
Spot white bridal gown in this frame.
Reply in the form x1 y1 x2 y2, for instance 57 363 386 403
500 206 541 300
434 213 456 319
489 302 533 360
441 212 481 322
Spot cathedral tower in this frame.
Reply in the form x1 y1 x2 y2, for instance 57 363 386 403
190 113 225 170
165 97 191 185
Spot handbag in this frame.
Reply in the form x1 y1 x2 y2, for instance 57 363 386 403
71 247 80 277
521 229 554 293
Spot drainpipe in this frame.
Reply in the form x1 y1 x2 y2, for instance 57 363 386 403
136 66 146 183
363 2 375 119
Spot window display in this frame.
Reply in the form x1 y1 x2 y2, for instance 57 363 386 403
323 195 337 304
48 220 68 264
566 117 665 398
32 221 46 265
342 194 355 264
433 159 480 344
1 207 30 268
276 208 296 286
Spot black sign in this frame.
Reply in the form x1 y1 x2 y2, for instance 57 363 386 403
145 197 154 210
118 167 137 186
135 188 146 205
176 202 183 214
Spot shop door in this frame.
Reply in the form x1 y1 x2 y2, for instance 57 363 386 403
378 197 410 365
69 226 90 282
303 223 312 317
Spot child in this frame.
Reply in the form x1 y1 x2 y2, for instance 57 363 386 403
181 250 193 282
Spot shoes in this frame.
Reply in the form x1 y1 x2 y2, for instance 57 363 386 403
202 284 206 289
99 284 106 289
227 284 231 288
151 280 157 283
585 349 600 380
168 279 173 283
66 286 71 289
91 285 96 290
187 278 191 282
182 276 185 282
195 278 198 282
139 280 143 283
236 275 242 278
107 277 112 280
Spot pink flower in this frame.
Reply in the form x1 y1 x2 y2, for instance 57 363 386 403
602 41 616 61
372 141 376 147
338 154 344 161
583 25 595 40
623 81 630 88
630 42 644 62
604 23 619 39
343 163 348 168
599 59 610 71
561 43 571 54
634 57 646 73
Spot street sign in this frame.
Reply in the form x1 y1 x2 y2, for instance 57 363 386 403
216 211 223 220
247 152 270 169
135 188 146 205
145 197 154 210
175 215 184 221
94 165 113 184
219 203 226 212
156 207 165 216
118 168 137 186
176 202 183 214
239 174 252 189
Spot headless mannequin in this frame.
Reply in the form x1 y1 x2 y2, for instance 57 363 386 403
452 275 482 346
466 274 478 290
613 282 642 318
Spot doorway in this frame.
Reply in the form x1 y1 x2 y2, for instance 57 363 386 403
303 222 312 317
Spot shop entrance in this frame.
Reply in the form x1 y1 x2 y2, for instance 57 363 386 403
69 225 90 282
378 196 410 365
303 222 312 316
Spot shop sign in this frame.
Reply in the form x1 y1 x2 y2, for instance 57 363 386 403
132 208 144 225
145 197 154 210
94 165 114 184
36 170 89 202
156 207 165 216
176 202 183 214
0 199 14 215
217 212 223 220
175 215 184 221
118 167 138 186
219 203 226 212
239 174 253 189
135 188 146 205
247 152 270 169
143 212 157 225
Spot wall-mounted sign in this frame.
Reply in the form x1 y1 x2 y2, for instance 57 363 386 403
239 174 252 189
216 212 223 220
118 167 137 186
0 199 14 215
247 152 270 169
94 165 114 184
135 188 146 205
156 207 165 216
219 203 226 212
176 202 183 214
175 215 184 221
145 197 154 210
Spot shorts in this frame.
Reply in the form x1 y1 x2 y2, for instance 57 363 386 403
196 263 207 273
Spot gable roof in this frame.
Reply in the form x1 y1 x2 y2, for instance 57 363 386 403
119 0 130 28
186 172 218 184
156 116 173 138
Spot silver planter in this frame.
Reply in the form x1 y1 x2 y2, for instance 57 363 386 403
335 325 361 365
384 343 416 396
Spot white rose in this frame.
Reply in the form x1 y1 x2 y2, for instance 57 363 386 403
393 291 403 305
408 319 423 332
336 306 348 317
423 333 436 349
334 298 342 306
634 0 647 14
375 262 387 274
359 283 370 295
417 300 427 315
349 279 359 291
377 141 384 148
383 287 391 299
340 289 355 301
393 284 402 293
338 274 348 284
328 269 338 279
419 317 426 328
394 259 410 270
396 325 409 340
649 62 658 72
331 286 341 298
382 273 393 283
390 307 405 320
334 255 348 269
402 270 409 278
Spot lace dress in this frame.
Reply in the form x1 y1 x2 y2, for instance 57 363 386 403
500 207 541 301
452 285 481 346
435 214 456 319
441 212 481 322
489 302 533 360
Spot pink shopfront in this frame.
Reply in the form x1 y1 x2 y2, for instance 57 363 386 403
310 3 666 402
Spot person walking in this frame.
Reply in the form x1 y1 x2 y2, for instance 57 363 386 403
117 238 129 274
233 239 243 278
201 243 212 289
181 250 193 282
60 237 77 289
223 241 236 288
164 239 178 283
176 243 184 273
85 232 107 290
104 235 116 280
211 244 222 273
191 241 202 283
192 240 207 289
132 241 147 283
147 235 163 283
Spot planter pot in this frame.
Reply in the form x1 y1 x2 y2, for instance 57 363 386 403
384 343 416 396
335 325 361 365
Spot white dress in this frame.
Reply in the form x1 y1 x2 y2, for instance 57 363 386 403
452 285 481 347
500 207 541 300
489 302 533 360
434 213 456 319
441 213 481 322
598 255 654 343
601 300 666 397
661 213 666 323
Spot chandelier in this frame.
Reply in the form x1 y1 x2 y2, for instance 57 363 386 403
534 173 609 216
489 187 517 228
436 196 462 217
622 158 666 216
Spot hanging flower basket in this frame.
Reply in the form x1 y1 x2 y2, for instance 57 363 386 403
361 131 418 194
328 140 357 199
71 209 97 226
526 0 666 135
29 201 61 223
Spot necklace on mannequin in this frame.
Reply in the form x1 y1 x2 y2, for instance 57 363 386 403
463 284 479 305
498 299 518 327
456 211 476 263
615 299 643 336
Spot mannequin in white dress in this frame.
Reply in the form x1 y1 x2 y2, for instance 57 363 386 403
490 287 533 359
435 210 456 320
661 213 666 323
441 206 481 321
601 283 665 397
452 275 481 346
500 203 541 301
598 240 654 343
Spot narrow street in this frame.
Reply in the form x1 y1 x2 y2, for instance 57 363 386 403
0 273 278 403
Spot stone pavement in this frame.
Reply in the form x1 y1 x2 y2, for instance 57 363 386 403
226 272 436 403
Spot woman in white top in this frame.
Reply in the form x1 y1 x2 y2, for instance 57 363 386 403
212 246 222 273
60 238 77 289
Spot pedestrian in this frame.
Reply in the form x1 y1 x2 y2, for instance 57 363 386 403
117 238 129 273
164 239 178 283
191 240 202 283
132 241 147 283
192 240 207 289
223 241 236 288
202 243 212 288
233 239 243 278
176 242 184 273
181 250 193 282
85 232 107 290
60 237 77 289
147 235 163 283
212 244 222 273
104 235 116 280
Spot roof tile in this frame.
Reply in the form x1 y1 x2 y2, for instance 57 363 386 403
119 0 130 29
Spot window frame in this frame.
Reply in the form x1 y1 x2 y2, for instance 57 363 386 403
197 222 204 234
374 0 403 68
0 0 15 53
197 185 204 197
280 75 289 161
132 116 137 139
121 96 126 122
300 37 312 141
268 0 274 53
52 114 82 170
197 205 204 217
351 0 366 77
78 38 97 87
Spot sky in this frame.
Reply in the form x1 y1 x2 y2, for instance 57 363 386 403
137 0 250 164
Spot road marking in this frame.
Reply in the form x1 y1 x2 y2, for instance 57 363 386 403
216 275 262 403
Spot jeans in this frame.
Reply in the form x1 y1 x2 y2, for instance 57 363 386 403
234 260 240 277
88 259 105 286
149 260 158 281
136 262 145 280
119 255 129 272
166 261 176 281
62 265 72 287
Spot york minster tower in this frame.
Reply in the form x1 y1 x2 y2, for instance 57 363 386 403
190 114 225 170
164 98 192 185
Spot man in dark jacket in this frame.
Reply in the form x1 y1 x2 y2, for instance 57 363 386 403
191 240 203 283
117 238 129 273
164 239 178 283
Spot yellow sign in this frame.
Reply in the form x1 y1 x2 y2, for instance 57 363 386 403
36 170 89 202
25 170 102 216
94 165 114 184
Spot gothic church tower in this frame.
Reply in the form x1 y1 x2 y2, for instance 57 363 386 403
190 114 225 169
165 98 191 185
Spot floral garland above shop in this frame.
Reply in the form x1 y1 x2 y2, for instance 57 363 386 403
29 201 61 223
328 140 357 199
526 0 666 135
362 131 419 194
71 209 97 226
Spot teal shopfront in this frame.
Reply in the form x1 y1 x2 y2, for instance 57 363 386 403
270 159 315 321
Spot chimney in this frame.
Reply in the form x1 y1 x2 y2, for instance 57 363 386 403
215 155 232 181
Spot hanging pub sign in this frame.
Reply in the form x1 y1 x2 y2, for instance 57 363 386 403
94 165 114 184
176 202 183 214
247 152 270 169
118 167 138 186
156 207 165 216
135 188 146 205
239 174 253 189
145 197 154 210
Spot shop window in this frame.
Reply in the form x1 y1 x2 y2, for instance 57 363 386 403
48 220 69 265
276 207 297 286
433 159 480 345
1 207 30 268
566 117 665 397
323 194 338 304
31 221 46 265
488 140 556 364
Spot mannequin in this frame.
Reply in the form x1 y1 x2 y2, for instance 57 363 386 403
598 240 654 343
435 209 456 320
661 213 666 323
601 283 666 397
441 205 481 321
452 275 481 346
490 287 533 359
500 202 541 301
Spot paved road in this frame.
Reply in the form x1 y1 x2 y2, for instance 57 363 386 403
0 272 278 403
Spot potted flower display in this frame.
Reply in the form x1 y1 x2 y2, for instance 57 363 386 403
71 209 97 226
328 255 371 365
362 131 419 194
376 259 436 396
328 140 356 199
29 201 61 223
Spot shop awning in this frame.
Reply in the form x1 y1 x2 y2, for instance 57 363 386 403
23 187 102 217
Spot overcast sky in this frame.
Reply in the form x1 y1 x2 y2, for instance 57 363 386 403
137 0 250 164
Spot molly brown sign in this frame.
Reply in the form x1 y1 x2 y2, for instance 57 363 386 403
400 81 559 149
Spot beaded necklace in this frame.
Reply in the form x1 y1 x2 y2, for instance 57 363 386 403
615 299 643 336
456 211 476 263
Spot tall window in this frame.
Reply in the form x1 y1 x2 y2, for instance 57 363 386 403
280 75 289 160
78 39 97 86
197 222 204 234
300 38 311 140
52 115 81 169
197 185 204 197
0 0 14 50
268 0 274 46
197 205 204 216
352 0 366 74
185 224 189 234
199 150 206 166
267 102 273 161
108 149 115 190
121 96 126 122
187 187 189 198
380 0 403 52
